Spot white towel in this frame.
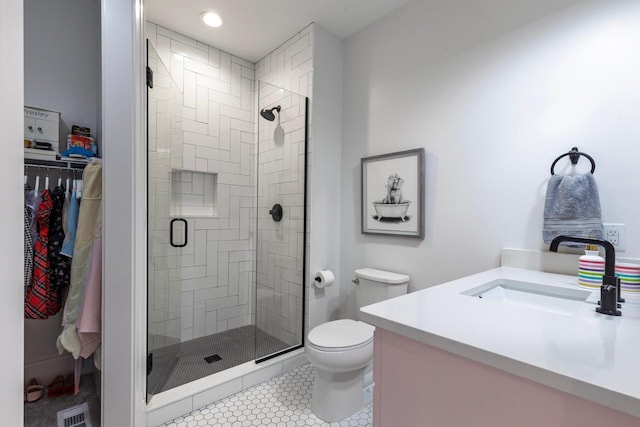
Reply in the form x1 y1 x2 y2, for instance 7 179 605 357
543 174 603 245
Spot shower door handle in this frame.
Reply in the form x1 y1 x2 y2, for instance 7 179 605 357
170 218 188 248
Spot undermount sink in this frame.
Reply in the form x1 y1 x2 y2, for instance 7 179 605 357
462 279 593 315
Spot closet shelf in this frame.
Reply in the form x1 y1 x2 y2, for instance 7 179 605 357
25 157 89 170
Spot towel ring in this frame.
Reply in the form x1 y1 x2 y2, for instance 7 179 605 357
550 147 596 175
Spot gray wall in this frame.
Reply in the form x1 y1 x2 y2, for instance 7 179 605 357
24 0 101 152
340 0 640 318
308 25 344 328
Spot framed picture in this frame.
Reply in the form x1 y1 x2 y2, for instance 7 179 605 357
361 148 425 238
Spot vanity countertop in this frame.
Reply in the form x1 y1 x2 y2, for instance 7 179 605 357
359 267 640 419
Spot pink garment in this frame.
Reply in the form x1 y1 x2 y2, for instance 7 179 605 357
57 162 102 358
76 235 102 359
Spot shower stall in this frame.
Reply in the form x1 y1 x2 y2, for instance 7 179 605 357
146 43 308 398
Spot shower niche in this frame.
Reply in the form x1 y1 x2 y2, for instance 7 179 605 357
146 36 308 401
170 171 218 217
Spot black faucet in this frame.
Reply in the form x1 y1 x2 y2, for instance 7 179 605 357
549 236 622 316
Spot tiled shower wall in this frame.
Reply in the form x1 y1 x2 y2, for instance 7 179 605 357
255 25 314 99
147 23 257 348
255 83 306 347
146 21 314 353
147 44 181 350
255 25 314 346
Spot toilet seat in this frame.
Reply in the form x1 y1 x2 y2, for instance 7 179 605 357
307 319 374 352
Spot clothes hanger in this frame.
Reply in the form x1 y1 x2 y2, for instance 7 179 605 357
77 176 83 199
44 168 50 190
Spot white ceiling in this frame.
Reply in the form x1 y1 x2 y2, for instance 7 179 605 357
145 0 412 63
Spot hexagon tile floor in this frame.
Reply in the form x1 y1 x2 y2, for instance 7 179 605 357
158 364 373 427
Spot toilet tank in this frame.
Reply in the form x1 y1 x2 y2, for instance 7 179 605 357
354 268 410 312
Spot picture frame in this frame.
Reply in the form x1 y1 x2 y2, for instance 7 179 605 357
361 148 425 238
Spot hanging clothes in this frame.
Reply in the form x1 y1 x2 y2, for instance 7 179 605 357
26 185 41 248
76 162 102 363
62 185 70 236
25 189 53 319
60 188 79 258
48 185 71 316
77 232 102 359
57 161 102 359
24 185 34 290
24 207 34 290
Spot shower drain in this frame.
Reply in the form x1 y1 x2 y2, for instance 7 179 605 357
204 354 222 364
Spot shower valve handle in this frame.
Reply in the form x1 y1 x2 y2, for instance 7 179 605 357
269 204 283 222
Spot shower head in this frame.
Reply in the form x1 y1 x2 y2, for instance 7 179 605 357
260 105 281 121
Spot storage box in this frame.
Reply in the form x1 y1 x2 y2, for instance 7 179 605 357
24 106 60 160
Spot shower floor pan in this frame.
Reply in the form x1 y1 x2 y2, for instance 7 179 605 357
150 325 289 394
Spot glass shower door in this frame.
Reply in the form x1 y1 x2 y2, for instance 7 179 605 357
146 42 185 399
255 81 308 361
145 46 308 396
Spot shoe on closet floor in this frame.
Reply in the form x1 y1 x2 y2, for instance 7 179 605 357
47 375 68 398
62 373 75 395
24 378 43 403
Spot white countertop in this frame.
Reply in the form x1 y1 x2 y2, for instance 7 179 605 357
359 267 640 419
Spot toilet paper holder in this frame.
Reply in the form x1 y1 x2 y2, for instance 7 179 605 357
313 270 335 288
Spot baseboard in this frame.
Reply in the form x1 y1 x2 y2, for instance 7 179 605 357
24 353 76 386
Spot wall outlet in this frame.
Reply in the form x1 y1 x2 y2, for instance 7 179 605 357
603 223 626 252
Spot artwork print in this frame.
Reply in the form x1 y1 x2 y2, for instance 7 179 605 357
361 148 425 238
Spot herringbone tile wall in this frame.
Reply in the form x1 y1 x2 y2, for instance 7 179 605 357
146 22 313 353
147 22 257 350
256 24 314 346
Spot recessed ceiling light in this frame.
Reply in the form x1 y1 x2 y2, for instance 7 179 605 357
201 12 222 28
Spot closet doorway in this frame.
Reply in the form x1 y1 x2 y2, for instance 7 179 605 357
23 0 103 425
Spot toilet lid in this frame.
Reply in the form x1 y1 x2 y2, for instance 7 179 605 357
307 319 375 349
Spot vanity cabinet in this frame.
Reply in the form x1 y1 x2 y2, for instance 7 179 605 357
361 267 640 427
373 328 640 427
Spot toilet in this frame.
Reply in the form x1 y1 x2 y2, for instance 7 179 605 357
306 268 410 422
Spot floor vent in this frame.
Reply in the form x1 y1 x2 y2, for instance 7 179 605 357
204 354 222 364
57 402 92 427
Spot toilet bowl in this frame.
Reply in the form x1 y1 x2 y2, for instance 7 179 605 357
306 268 410 422
306 319 375 422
